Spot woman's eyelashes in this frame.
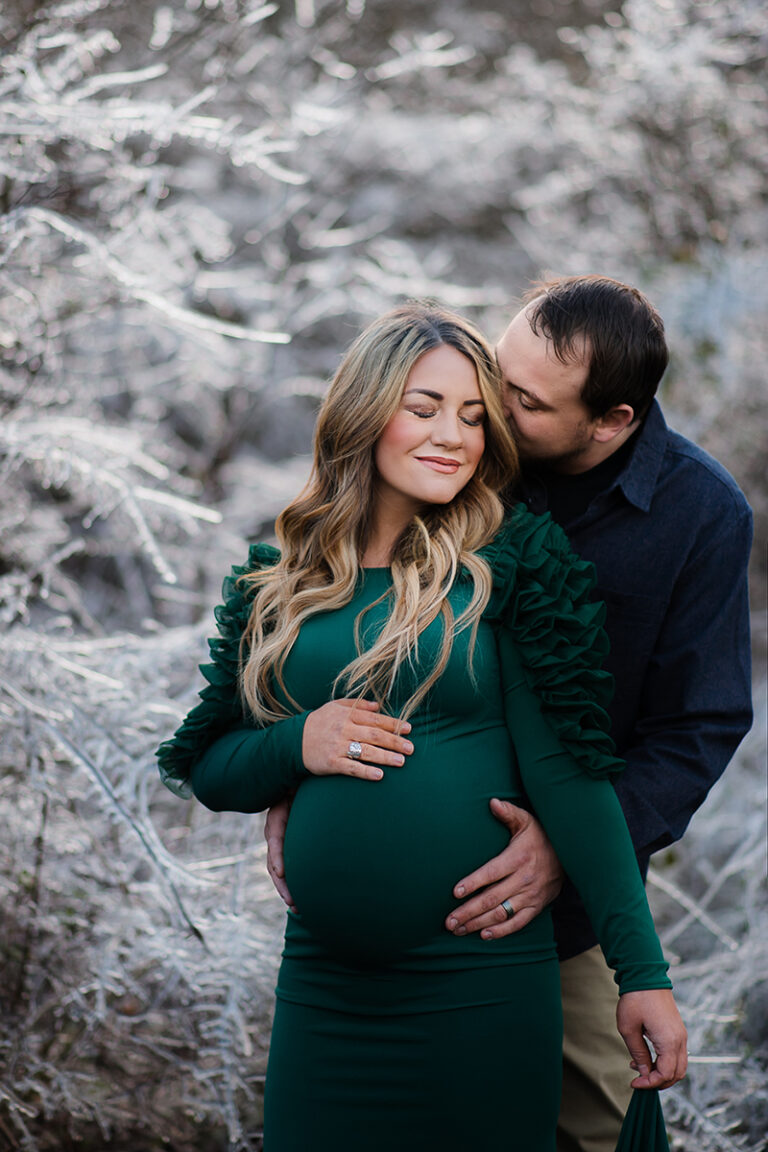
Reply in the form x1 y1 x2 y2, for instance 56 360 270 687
405 405 484 427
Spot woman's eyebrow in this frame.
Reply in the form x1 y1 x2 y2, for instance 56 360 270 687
404 388 485 406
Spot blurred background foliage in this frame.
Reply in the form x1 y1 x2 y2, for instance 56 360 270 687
0 1 766 1148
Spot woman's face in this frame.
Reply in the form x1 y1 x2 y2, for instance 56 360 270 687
373 344 486 522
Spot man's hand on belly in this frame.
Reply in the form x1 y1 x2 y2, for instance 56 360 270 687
266 796 296 910
445 801 564 939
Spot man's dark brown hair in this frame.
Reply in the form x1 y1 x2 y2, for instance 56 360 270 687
524 275 669 420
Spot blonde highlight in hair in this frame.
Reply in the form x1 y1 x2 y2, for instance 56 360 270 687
239 301 519 723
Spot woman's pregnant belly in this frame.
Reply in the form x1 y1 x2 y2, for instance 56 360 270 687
283 720 522 965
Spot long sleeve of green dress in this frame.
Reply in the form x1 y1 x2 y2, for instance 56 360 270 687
482 507 670 992
156 542 310 810
188 717 309 812
499 636 670 993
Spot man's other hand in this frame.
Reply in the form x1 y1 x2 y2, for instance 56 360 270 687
265 796 295 910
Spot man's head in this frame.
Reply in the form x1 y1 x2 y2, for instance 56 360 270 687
496 275 668 474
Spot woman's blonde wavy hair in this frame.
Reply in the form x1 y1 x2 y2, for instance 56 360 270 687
239 301 519 723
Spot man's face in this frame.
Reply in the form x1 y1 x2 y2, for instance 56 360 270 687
496 306 598 474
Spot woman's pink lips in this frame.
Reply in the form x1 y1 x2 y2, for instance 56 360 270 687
416 456 461 473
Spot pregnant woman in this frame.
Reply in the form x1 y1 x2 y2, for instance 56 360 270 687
157 302 686 1151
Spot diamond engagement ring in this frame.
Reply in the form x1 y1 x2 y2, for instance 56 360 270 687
501 898 516 920
348 741 363 760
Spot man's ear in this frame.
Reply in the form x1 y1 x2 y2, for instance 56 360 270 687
592 404 636 444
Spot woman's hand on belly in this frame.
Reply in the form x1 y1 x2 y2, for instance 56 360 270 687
302 698 413 781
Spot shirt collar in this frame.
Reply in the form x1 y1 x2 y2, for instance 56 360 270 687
616 399 668 512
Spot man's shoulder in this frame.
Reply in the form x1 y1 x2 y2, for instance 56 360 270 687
635 401 751 527
659 422 751 521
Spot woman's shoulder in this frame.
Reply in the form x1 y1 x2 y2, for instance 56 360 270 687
480 503 597 619
244 540 281 573
214 540 281 634
481 505 622 779
221 541 281 598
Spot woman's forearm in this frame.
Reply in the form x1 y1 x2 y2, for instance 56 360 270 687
500 636 670 993
189 713 310 813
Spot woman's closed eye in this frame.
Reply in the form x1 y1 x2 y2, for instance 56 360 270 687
406 406 484 427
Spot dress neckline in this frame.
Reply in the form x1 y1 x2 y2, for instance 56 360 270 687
359 566 392 584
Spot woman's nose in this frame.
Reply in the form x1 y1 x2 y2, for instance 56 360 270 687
430 411 463 447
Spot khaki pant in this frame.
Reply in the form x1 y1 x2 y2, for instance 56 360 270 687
557 945 634 1152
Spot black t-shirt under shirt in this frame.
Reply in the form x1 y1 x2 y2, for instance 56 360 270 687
520 430 640 530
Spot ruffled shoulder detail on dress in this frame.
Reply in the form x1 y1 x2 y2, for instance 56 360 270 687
156 542 280 798
481 504 624 780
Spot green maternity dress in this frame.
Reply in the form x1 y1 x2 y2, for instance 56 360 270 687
157 506 671 1152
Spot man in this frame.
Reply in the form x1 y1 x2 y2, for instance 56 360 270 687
266 275 753 1152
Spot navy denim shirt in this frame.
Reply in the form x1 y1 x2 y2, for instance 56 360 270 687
519 400 754 960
